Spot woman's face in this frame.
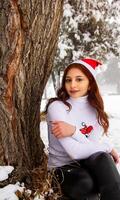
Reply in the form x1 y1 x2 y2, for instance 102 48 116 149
65 67 90 98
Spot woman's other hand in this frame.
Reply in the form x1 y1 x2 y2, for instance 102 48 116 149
110 148 120 164
51 121 76 138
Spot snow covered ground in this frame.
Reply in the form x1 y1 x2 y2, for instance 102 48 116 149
0 95 120 199
103 95 120 152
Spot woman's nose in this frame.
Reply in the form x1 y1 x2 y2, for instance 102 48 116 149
70 80 76 88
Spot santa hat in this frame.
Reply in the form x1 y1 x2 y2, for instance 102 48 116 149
69 58 102 78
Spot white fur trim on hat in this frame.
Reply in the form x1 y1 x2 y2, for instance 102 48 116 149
70 60 96 77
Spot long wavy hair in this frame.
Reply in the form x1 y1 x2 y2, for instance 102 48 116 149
45 64 109 134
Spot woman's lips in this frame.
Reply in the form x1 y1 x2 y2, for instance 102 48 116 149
69 90 79 93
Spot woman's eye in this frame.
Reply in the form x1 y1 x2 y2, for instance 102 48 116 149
76 78 83 82
65 79 71 83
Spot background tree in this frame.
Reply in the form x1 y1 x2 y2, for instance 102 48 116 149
51 0 120 91
102 0 120 93
0 0 64 188
101 57 120 94
103 58 120 84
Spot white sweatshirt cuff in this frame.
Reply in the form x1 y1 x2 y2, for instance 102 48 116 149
72 126 87 142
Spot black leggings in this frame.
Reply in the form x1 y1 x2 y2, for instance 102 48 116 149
54 152 120 200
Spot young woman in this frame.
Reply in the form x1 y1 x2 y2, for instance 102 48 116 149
46 58 120 200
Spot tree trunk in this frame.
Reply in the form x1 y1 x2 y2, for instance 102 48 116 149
0 0 64 186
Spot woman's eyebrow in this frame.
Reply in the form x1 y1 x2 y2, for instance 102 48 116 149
76 75 84 77
66 75 84 78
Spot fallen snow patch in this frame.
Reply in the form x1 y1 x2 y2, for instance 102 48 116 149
0 166 14 181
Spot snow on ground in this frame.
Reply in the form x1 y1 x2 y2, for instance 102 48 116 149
0 168 27 200
103 95 120 151
0 183 24 200
40 121 49 153
0 95 120 199
103 94 120 119
0 166 14 181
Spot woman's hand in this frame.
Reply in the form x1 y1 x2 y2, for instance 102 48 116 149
51 121 76 138
110 148 120 164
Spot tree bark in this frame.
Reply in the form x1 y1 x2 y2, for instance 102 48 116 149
0 0 64 185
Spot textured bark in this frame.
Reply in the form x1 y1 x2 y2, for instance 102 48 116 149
0 0 64 184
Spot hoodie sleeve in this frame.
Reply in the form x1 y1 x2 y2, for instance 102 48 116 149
72 119 113 153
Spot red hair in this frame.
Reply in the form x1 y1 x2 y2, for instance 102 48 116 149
46 64 109 134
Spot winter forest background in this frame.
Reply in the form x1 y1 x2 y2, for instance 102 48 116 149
0 0 120 199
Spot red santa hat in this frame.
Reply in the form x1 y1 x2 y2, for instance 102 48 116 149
69 58 102 78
